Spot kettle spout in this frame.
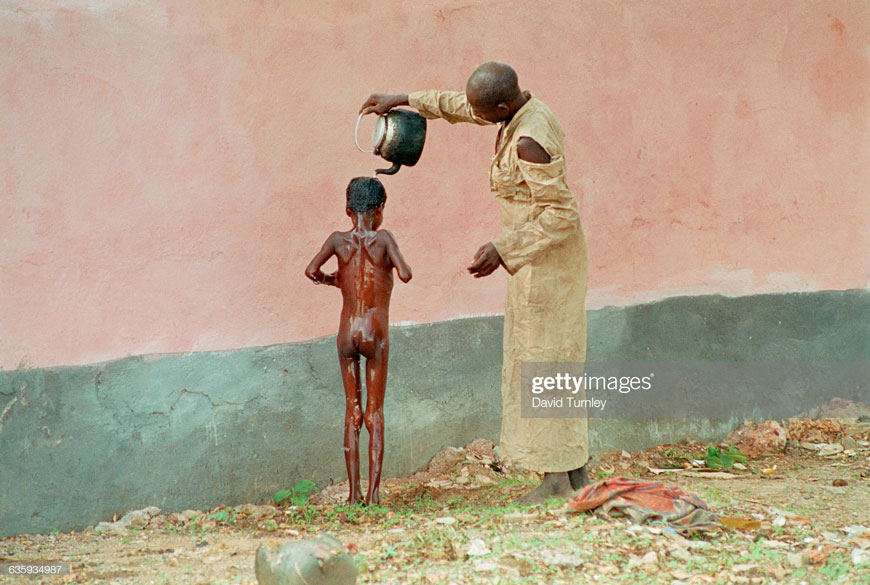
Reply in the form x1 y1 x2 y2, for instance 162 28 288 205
374 162 402 176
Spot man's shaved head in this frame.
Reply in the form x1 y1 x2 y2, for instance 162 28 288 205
466 62 522 108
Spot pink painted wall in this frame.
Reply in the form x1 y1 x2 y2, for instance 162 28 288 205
2 1 868 369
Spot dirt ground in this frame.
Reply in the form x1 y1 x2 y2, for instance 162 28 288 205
2 426 870 585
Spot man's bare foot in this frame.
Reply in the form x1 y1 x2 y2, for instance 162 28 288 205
514 472 574 506
568 464 589 490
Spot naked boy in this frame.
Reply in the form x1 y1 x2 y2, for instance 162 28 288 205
304 177 412 505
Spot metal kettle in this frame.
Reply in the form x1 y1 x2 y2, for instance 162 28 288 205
355 109 427 175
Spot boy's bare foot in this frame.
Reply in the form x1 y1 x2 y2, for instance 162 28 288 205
347 488 363 506
568 464 589 490
514 472 574 506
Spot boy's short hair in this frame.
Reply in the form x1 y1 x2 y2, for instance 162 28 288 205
346 177 386 213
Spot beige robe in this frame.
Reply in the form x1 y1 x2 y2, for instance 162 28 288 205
409 90 589 472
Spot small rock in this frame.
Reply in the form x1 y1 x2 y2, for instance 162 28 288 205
248 505 279 520
427 447 466 474
669 548 693 562
466 539 491 557
642 551 658 565
237 503 259 515
149 514 166 527
539 549 584 568
818 443 844 456
471 559 500 572
852 548 870 566
772 516 786 528
841 436 861 450
95 521 125 535
731 563 757 572
788 419 842 443
503 512 537 523
724 420 788 457
807 549 827 565
120 506 161 527
465 438 496 461
842 525 867 538
787 552 809 568
181 509 202 521
308 484 349 506
773 567 786 579
435 517 456 525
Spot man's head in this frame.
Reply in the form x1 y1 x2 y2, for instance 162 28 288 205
465 62 523 123
346 177 386 226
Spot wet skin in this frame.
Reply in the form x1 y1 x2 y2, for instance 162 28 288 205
305 206 412 505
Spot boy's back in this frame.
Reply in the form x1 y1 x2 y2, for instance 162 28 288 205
332 228 396 317
330 228 407 360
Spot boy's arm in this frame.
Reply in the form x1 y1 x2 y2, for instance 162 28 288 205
304 233 339 287
382 231 412 283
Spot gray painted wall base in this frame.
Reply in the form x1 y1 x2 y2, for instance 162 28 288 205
1 289 867 536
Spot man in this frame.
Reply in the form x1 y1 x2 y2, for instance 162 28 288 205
360 62 589 503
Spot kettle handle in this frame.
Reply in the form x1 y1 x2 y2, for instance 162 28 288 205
354 113 375 154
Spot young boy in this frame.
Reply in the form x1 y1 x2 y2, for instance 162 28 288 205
305 177 412 505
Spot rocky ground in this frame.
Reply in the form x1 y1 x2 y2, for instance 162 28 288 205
2 419 870 585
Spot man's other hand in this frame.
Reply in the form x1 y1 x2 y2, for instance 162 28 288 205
359 93 410 115
468 242 503 278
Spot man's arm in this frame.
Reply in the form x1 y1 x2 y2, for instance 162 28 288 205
382 231 412 283
304 233 339 286
468 137 557 278
467 242 505 278
517 137 551 164
360 91 491 125
360 94 410 115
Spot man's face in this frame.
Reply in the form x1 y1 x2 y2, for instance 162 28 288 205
466 85 508 123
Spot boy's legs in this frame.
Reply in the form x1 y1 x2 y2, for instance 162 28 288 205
363 345 388 505
338 354 364 505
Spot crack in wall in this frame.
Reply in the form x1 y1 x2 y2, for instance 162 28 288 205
0 379 31 435
0 396 19 434
167 388 261 411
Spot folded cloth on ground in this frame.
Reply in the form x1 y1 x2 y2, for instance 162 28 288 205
566 477 720 535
